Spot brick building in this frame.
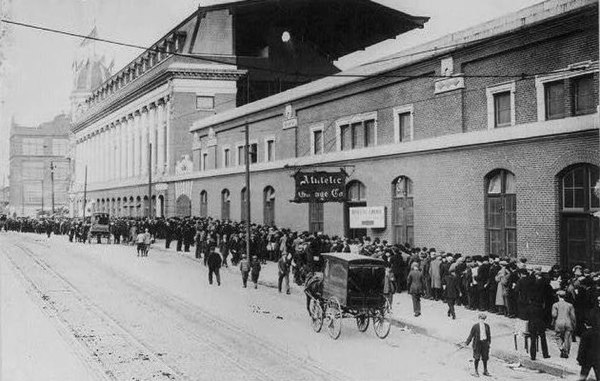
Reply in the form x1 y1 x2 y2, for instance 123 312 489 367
70 0 427 218
8 114 72 217
186 0 600 269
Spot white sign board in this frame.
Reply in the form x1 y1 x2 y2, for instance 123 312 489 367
349 206 385 229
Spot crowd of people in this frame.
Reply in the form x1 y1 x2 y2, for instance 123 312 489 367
2 214 600 378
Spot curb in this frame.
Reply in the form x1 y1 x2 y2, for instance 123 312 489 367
151 243 576 377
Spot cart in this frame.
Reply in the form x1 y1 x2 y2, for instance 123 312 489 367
304 253 392 340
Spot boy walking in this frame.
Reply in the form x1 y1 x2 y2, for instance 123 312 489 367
250 255 261 289
552 290 576 358
463 313 492 377
239 254 250 288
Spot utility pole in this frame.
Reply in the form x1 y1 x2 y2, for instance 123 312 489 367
41 179 44 215
245 123 251 259
50 161 55 214
148 142 153 218
82 165 88 221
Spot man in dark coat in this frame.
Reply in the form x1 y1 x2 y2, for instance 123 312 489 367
207 247 222 286
576 319 600 381
476 256 490 311
390 252 405 293
407 263 424 317
528 267 551 360
464 313 492 377
444 268 461 319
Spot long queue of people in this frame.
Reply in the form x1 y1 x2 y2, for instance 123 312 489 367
3 215 600 376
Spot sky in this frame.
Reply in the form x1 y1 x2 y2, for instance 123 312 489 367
0 0 543 183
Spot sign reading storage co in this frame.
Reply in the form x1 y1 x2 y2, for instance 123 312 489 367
349 206 386 228
293 171 346 203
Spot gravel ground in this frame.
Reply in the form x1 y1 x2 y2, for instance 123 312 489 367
0 233 569 381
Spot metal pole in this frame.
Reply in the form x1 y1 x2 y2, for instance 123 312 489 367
245 123 251 259
41 179 44 215
83 165 88 221
50 161 55 214
148 142 153 218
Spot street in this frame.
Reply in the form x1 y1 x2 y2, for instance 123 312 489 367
1 233 563 381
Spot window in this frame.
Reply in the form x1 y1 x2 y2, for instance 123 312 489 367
485 170 517 257
393 105 414 143
311 127 323 155
200 190 208 218
52 139 68 156
486 82 515 129
196 96 215 110
573 75 595 115
23 181 42 203
339 119 376 150
202 152 208 171
22 162 44 179
263 186 275 226
544 80 565 120
22 138 45 155
392 176 414 246
249 143 258 164
223 148 230 168
221 189 230 220
309 202 324 233
344 180 367 240
237 145 245 166
559 164 600 271
494 92 511 127
265 139 274 162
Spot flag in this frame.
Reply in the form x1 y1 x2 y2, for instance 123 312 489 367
80 26 97 47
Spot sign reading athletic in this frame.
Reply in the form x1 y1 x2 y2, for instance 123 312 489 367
293 171 346 203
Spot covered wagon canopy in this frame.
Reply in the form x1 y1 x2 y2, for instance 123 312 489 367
322 252 386 266
208 0 429 60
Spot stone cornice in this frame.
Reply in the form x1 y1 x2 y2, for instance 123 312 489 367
71 57 245 133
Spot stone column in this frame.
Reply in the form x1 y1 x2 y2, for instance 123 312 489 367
128 115 134 178
133 111 141 177
141 107 148 176
149 103 157 174
107 125 113 181
157 99 165 175
120 118 127 179
165 96 171 174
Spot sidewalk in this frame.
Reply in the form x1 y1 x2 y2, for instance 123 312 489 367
151 240 579 378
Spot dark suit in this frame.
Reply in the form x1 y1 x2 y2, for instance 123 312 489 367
466 322 492 361
444 274 461 318
407 268 424 315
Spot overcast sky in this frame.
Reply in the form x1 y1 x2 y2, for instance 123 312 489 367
0 0 542 182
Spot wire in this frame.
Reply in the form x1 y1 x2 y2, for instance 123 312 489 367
1 18 588 82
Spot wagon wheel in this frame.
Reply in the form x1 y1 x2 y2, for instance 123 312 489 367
309 298 324 333
325 297 342 340
356 314 370 332
372 299 392 339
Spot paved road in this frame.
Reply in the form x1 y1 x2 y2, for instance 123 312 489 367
0 233 565 381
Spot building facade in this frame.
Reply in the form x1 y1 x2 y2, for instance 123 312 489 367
70 0 427 219
8 114 72 216
187 0 600 269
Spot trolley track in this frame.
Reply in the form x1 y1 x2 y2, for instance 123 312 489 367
4 236 348 381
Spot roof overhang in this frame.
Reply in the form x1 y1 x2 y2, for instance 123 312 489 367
206 0 428 60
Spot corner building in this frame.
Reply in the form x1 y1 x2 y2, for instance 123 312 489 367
70 0 427 219
188 0 600 270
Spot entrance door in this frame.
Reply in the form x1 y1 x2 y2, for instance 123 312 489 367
560 164 600 270
392 176 414 246
344 181 367 240
176 195 191 217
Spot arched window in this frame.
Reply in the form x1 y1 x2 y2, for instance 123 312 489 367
559 164 600 270
263 186 275 226
344 180 367 239
221 189 230 220
176 194 191 217
241 187 248 222
485 169 517 257
143 196 149 217
200 190 208 218
392 176 414 246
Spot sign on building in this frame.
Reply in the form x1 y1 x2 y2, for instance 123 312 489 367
349 206 386 228
293 171 346 203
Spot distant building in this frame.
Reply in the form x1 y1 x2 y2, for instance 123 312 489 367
8 114 72 216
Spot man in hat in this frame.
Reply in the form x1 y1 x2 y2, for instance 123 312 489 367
576 314 600 381
278 252 291 294
552 290 576 358
239 254 250 288
407 263 424 317
250 255 261 289
207 246 222 286
463 313 492 377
